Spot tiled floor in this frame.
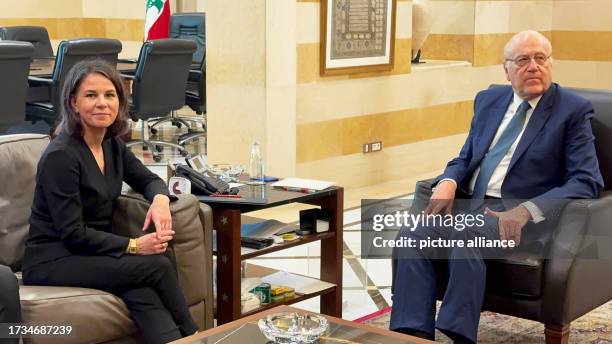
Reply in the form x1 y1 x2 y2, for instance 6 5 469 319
132 118 427 321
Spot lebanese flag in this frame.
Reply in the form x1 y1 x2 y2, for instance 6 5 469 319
144 0 170 40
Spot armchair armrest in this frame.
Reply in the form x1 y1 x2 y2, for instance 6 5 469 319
541 192 612 324
118 58 138 63
28 76 53 87
111 193 213 329
120 73 136 80
188 69 203 81
410 178 435 214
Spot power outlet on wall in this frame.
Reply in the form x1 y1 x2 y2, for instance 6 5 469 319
371 141 382 152
363 141 383 154
363 143 370 153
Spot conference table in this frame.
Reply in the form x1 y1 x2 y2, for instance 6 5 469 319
29 57 137 77
26 58 137 102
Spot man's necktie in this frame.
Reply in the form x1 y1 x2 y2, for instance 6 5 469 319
471 101 531 207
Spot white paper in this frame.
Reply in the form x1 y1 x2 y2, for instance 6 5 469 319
271 178 335 191
261 271 335 295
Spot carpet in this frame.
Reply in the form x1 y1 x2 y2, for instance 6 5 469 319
355 301 612 343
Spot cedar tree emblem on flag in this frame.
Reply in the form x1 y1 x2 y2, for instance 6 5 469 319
144 0 170 41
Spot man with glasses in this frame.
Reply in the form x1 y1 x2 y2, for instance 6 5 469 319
391 30 603 343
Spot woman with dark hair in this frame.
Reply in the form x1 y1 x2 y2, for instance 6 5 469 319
22 59 198 344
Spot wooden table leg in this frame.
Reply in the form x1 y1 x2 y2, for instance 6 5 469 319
545 323 570 344
214 208 242 325
319 188 343 318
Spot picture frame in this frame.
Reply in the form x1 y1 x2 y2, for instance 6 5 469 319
320 0 397 76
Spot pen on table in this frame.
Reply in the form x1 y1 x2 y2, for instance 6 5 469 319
276 186 317 193
209 194 243 198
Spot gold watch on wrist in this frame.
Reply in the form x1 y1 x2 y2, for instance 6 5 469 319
128 238 138 254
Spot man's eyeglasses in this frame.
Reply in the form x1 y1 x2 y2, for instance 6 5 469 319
505 54 551 67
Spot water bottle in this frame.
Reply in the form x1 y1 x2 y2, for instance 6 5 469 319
249 141 264 184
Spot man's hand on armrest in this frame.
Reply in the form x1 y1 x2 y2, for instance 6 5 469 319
425 179 457 215
485 205 532 245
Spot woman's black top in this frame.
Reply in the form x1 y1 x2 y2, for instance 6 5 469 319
23 133 172 271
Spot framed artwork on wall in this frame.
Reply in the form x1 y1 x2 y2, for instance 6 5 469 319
320 0 397 76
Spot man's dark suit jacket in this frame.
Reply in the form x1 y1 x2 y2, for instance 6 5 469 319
23 133 172 271
434 83 604 217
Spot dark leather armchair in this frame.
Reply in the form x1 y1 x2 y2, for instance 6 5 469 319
124 39 196 161
391 87 612 344
0 41 34 133
0 26 53 58
26 38 122 126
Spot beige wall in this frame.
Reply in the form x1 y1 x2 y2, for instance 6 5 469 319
551 0 612 90
472 0 553 66
294 0 612 187
422 0 554 64
293 0 532 187
81 0 144 19
201 0 298 178
0 0 147 57
3 0 612 188
0 0 82 18
203 0 267 167
421 0 475 61
265 0 297 177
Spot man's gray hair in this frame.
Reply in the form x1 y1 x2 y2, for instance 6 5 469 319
503 30 553 65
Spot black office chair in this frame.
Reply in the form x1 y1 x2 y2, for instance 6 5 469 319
1 26 55 104
173 12 206 116
0 41 34 133
124 39 196 161
149 12 207 149
0 26 53 58
26 38 122 126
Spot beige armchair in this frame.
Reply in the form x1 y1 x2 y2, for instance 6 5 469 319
0 134 214 344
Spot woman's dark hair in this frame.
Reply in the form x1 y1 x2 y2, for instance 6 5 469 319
54 58 129 138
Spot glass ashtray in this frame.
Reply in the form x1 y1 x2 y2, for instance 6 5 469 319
207 164 244 182
258 312 328 343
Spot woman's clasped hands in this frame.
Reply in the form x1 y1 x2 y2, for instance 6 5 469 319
137 195 175 255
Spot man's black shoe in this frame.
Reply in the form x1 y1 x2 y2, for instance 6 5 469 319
393 327 435 340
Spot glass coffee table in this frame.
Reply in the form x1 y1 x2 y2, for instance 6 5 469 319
171 305 434 344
